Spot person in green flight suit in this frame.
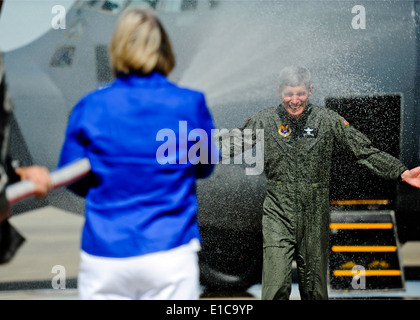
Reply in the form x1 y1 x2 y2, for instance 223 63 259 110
216 66 420 300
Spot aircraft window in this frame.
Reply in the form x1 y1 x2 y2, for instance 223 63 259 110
161 0 196 11
101 0 129 13
50 46 76 67
95 45 113 84
152 0 205 12
181 0 198 10
208 0 218 8
82 0 102 9
78 0 129 13
130 0 159 9
79 0 218 13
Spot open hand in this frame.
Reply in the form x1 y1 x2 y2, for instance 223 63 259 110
401 167 420 189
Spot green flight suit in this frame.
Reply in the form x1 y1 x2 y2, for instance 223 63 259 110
218 104 407 300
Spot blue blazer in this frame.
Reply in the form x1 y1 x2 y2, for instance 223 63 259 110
58 72 217 257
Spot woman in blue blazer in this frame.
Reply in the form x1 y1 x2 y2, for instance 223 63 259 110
58 6 217 300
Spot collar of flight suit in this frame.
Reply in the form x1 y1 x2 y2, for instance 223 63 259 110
271 103 315 145
272 103 326 155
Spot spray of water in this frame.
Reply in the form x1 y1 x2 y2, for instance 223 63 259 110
175 1 414 109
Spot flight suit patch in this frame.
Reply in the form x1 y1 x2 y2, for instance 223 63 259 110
278 123 291 137
340 117 349 126
301 127 318 138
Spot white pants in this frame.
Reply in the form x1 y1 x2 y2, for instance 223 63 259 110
78 239 201 300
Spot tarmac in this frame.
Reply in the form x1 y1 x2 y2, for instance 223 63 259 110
1 206 420 300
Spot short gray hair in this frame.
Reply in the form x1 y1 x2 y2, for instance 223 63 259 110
278 66 311 91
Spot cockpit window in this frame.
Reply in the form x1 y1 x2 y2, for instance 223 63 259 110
132 0 218 12
95 45 113 84
154 0 197 12
50 46 76 67
79 0 130 14
101 0 129 14
78 0 218 13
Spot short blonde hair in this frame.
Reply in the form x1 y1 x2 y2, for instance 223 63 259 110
109 6 175 76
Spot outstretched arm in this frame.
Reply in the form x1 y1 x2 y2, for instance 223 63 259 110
331 110 408 182
215 114 262 162
401 167 420 189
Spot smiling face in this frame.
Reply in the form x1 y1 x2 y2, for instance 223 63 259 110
278 84 313 119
